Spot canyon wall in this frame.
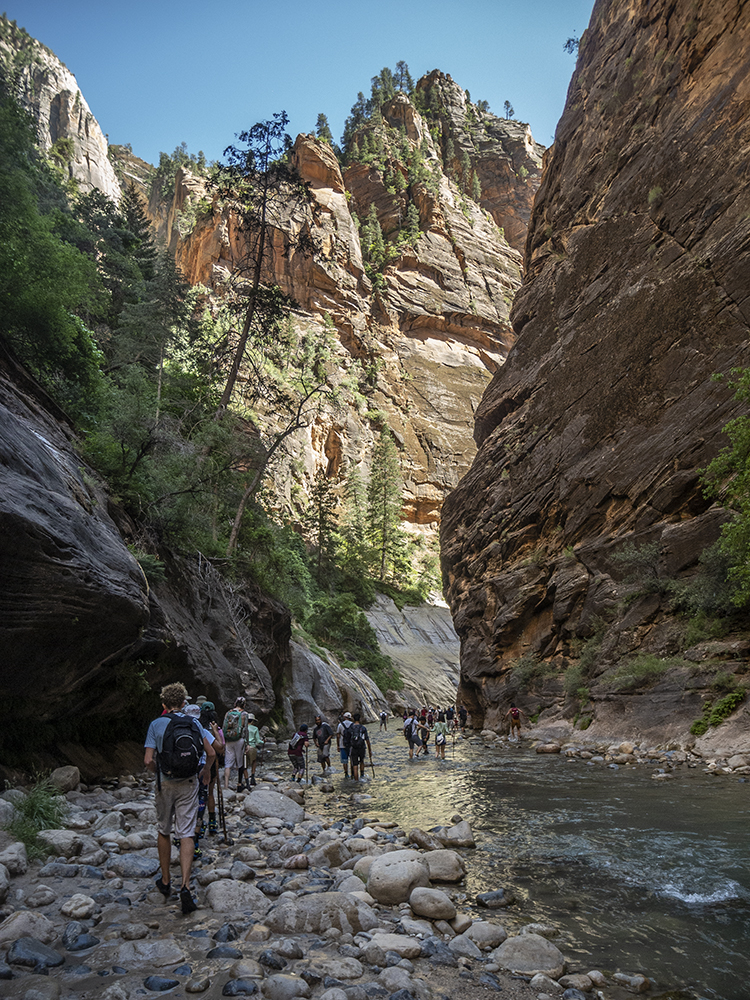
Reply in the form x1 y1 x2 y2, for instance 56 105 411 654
441 0 750 739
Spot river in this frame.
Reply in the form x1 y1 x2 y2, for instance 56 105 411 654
352 727 750 1000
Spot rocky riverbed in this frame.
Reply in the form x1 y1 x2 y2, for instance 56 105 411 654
0 749 679 1000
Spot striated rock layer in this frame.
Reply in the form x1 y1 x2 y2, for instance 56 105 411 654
441 0 750 733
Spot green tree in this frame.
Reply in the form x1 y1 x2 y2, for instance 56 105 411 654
395 60 414 93
405 201 421 242
337 463 370 582
315 113 334 144
503 100 515 119
366 427 405 580
0 81 102 413
304 468 338 583
471 169 482 203
702 368 750 607
211 111 316 413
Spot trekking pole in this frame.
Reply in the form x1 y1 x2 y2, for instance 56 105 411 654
369 753 375 779
215 779 233 846
304 744 309 785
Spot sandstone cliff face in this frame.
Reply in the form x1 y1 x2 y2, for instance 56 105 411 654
440 0 750 735
174 80 538 529
0 17 121 201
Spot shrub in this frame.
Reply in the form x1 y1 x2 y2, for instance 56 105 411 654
2 775 69 859
509 654 555 689
691 689 745 736
606 653 684 692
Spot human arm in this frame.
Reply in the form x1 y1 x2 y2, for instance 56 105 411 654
144 746 156 772
200 734 216 783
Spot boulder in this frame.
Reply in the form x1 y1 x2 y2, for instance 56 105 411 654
409 828 445 851
366 849 430 904
261 974 311 1000
370 933 422 959
435 820 475 848
108 853 160 878
243 790 305 826
0 841 28 875
448 933 482 958
265 891 378 935
49 765 80 793
492 933 565 979
465 920 508 950
36 829 83 858
423 849 466 882
0 910 57 945
206 880 273 915
115 938 187 967
409 887 456 920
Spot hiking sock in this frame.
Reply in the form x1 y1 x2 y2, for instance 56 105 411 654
208 814 217 835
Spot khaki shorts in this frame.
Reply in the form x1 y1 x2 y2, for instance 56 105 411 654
224 739 245 770
246 746 257 766
155 777 198 840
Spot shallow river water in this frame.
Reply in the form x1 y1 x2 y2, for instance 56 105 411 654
354 728 750 1000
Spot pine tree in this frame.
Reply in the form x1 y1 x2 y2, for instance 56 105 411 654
338 463 369 577
471 170 482 203
395 61 414 93
304 468 338 583
366 427 405 581
315 113 334 144
405 202 420 242
120 181 157 282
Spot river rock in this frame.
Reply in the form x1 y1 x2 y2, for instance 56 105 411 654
49 765 80 793
0 840 28 875
266 891 378 935
223 980 259 996
560 973 594 992
536 744 562 754
423 849 465 882
230 958 264 978
307 840 352 868
109 853 160 878
476 888 514 908
530 973 564 993
366 849 430 904
206 880 272 915
435 820 475 848
308 957 364 979
8 936 65 969
60 892 97 919
492 933 565 979
144 976 180 992
613 973 651 992
0 800 14 826
378 966 415 993
116 938 187 967
409 828 446 851
27 883 57 907
186 976 212 993
465 920 507 949
0 863 9 904
448 933 482 958
261 974 311 1000
35 828 82 858
369 933 422 959
409 886 456 920
0 909 57 945
243 790 305 825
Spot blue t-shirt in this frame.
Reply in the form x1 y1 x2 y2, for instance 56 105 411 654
145 713 206 779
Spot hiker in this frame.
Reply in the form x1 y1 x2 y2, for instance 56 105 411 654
458 704 468 732
144 682 215 914
312 715 333 774
379 710 388 731
183 704 221 856
434 711 449 759
198 702 223 836
337 711 353 777
505 702 527 739
244 712 264 786
403 708 419 760
287 723 309 782
348 712 372 780
222 696 249 792
415 716 431 756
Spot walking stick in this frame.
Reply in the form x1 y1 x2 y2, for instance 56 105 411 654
369 754 375 779
215 779 234 846
304 744 309 785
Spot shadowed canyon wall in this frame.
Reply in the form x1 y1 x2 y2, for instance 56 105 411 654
440 0 750 743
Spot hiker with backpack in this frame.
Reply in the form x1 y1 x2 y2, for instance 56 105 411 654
505 702 527 740
287 723 309 782
348 712 372 781
434 711 450 759
244 712 264 787
379 710 388 731
143 682 215 914
312 715 333 774
223 696 250 792
199 702 224 836
403 709 419 760
336 712 353 778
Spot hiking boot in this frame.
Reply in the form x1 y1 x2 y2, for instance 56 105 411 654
236 783 245 793
180 886 198 914
155 876 171 898
249 775 256 786
208 815 217 836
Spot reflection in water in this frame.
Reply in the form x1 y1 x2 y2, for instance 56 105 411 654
356 728 750 1000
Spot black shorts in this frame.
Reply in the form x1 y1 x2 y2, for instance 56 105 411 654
351 748 366 765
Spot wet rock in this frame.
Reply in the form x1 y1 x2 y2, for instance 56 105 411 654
230 958 265 979
409 887 456 920
0 962 12 979
492 933 565 979
422 849 465 883
260 950 288 969
187 975 211 993
366 850 430 905
7 936 65 969
214 922 241 942
408 828 445 851
434 820 475 848
276 940 304 959
144 975 180 992
476 889 514 908
612 972 651 992
223 980 259 996
231 861 257 881
560 973 594 992
208 944 244 959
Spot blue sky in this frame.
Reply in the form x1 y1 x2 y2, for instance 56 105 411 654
13 0 595 165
